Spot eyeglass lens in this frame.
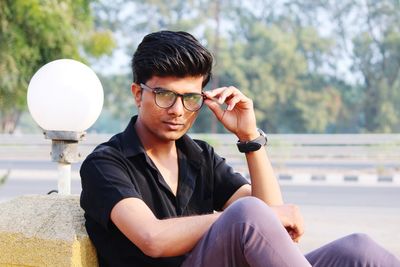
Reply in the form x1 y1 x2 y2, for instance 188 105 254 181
155 89 203 111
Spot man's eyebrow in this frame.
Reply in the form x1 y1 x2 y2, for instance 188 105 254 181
155 87 202 95
152 86 171 91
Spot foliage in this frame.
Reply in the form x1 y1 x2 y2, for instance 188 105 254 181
4 0 400 133
97 73 135 128
0 0 115 133
350 1 400 132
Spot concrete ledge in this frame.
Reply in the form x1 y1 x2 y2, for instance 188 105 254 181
0 195 97 266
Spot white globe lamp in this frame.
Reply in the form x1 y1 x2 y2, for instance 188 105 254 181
27 59 104 195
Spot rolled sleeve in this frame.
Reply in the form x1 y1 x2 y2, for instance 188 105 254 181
210 149 249 211
80 150 140 230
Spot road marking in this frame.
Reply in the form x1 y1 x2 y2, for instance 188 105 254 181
2 169 400 187
276 172 400 187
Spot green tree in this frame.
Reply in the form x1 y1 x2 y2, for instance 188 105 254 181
91 73 135 133
352 1 400 132
88 0 400 133
319 0 400 133
91 0 225 132
0 0 115 133
214 7 341 133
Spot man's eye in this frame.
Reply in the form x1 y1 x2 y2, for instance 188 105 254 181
158 90 175 97
185 94 201 101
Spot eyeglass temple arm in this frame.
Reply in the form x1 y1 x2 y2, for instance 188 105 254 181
202 93 220 103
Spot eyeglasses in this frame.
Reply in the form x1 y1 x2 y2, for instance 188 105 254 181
140 83 205 112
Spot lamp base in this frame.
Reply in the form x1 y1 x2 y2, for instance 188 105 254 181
44 130 86 164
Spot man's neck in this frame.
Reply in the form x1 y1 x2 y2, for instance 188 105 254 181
134 117 180 195
134 119 178 159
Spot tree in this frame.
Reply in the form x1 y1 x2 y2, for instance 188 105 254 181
352 1 400 132
91 73 135 133
315 0 400 133
213 6 342 133
91 0 227 132
87 0 400 133
0 0 115 133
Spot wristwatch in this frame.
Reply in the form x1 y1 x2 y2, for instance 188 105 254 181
236 128 267 153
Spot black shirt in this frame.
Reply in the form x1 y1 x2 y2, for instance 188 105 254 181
80 116 249 267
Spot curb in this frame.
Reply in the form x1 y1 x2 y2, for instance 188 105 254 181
276 173 400 186
3 169 400 186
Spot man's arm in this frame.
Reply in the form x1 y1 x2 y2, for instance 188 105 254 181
204 87 283 205
204 87 304 242
111 197 220 258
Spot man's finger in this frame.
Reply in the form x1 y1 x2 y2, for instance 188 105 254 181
204 99 226 121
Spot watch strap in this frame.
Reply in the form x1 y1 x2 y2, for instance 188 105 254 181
236 129 267 153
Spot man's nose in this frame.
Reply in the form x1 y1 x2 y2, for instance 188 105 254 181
167 96 185 115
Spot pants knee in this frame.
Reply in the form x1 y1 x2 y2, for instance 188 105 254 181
347 232 373 244
224 196 277 225
336 233 383 260
342 233 373 249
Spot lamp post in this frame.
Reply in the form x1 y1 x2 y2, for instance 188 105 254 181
27 59 103 195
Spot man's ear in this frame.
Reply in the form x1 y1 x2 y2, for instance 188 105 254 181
131 83 142 107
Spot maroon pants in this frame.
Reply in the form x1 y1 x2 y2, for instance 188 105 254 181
181 197 400 267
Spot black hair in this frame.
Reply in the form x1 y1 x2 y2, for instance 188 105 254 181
131 31 213 87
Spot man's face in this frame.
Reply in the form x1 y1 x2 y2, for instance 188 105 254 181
135 76 204 142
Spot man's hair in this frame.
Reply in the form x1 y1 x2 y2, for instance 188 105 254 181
131 31 213 87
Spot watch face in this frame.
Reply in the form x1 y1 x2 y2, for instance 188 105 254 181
257 128 267 137
243 142 262 152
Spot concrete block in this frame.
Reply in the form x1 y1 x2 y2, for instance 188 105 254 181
358 174 378 185
393 174 400 185
292 173 311 184
325 173 345 185
0 195 97 266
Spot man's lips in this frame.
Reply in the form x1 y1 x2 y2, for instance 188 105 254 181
163 121 185 130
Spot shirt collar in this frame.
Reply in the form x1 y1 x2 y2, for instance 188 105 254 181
119 116 204 165
119 116 146 157
176 135 204 166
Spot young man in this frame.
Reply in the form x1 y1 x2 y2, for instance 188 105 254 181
80 31 400 267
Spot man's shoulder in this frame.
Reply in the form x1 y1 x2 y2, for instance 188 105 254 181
85 133 125 161
186 137 218 157
191 138 212 150
178 134 210 150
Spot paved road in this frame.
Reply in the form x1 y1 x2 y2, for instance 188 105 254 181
299 205 400 258
1 134 399 259
1 175 399 258
283 185 400 208
1 176 399 205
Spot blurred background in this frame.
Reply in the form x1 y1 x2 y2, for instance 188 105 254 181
0 0 399 257
1 0 400 134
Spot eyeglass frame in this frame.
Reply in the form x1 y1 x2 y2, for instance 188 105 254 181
140 83 206 112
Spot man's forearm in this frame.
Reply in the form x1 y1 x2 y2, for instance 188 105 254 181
245 147 283 205
149 212 220 257
111 197 220 258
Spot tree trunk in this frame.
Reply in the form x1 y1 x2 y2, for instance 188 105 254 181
0 110 21 134
211 0 221 133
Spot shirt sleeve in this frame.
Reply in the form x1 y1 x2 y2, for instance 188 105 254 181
210 147 250 211
80 148 140 230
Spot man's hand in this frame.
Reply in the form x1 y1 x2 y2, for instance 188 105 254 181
205 86 284 206
203 87 258 141
271 204 305 242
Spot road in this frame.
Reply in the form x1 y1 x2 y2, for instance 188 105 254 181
1 158 399 172
1 132 399 258
1 173 399 207
0 172 399 258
